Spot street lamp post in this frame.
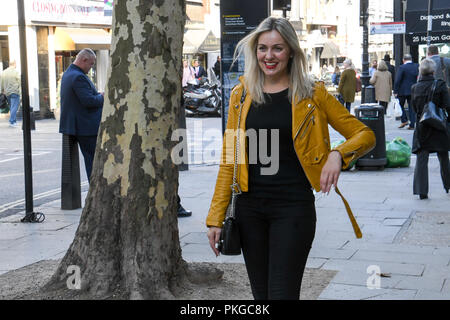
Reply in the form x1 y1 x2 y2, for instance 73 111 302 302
17 0 44 223
360 0 375 104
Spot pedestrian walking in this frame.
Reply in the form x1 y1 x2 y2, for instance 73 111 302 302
369 60 392 114
383 54 396 85
213 56 221 80
411 58 450 200
394 54 419 129
59 48 104 183
331 65 341 86
337 59 356 112
369 59 377 78
192 59 207 80
206 17 375 300
182 60 194 87
427 44 450 90
1 60 21 128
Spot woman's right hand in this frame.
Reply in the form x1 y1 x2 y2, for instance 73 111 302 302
207 227 222 257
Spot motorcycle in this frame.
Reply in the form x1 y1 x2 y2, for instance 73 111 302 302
183 78 221 117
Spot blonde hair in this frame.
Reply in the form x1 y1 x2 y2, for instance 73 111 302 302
377 60 388 71
233 17 314 105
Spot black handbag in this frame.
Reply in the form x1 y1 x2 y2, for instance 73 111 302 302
0 93 8 110
420 80 447 131
218 90 246 256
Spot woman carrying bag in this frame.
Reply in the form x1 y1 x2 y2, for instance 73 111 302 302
206 17 375 300
369 60 392 114
337 59 356 112
411 58 450 200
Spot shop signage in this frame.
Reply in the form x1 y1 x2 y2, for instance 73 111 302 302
26 0 112 26
406 9 450 34
405 31 450 45
220 0 269 131
370 22 405 34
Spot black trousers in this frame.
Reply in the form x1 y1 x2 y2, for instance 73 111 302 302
398 95 415 127
378 101 388 114
236 196 316 300
345 102 351 112
75 135 97 182
413 150 450 195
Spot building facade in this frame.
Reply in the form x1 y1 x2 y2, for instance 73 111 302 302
0 0 112 119
184 0 220 73
272 0 394 77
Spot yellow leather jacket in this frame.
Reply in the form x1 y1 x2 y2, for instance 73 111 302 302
206 78 376 237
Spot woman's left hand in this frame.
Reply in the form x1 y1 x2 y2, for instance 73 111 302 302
320 151 343 194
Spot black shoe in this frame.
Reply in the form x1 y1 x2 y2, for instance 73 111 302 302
419 194 428 200
445 188 449 194
177 205 192 217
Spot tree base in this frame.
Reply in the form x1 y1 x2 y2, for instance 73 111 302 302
39 260 224 300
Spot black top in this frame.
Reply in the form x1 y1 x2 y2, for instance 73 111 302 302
243 88 314 203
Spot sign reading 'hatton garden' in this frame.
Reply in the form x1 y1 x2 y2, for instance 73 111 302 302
405 0 450 45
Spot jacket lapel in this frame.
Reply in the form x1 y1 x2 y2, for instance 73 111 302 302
292 98 314 141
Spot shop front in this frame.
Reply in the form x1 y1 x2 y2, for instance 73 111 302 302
0 0 112 119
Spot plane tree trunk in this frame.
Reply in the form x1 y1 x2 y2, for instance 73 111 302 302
44 0 214 299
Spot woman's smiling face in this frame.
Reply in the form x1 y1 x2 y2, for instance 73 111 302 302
256 30 291 81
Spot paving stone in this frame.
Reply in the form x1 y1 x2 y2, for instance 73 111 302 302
414 290 450 300
180 232 209 245
318 283 416 300
181 243 244 263
393 275 445 292
351 249 450 266
309 246 356 260
306 258 327 269
442 279 450 293
330 269 404 289
383 218 408 226
322 259 425 276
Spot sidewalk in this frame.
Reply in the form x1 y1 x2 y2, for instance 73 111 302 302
1 113 450 300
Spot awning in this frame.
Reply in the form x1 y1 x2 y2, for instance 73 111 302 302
54 27 111 51
183 29 219 54
320 41 341 59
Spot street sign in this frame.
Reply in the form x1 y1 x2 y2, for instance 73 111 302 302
220 0 269 133
370 22 406 34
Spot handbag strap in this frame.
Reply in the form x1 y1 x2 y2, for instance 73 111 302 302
440 57 448 84
232 89 245 191
427 80 438 102
226 88 246 219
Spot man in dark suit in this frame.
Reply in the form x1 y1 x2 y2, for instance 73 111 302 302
192 59 207 79
394 54 419 129
59 48 104 182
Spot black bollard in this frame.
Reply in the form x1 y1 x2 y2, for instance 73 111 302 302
61 134 81 210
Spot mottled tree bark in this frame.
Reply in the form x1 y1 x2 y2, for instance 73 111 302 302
44 0 195 299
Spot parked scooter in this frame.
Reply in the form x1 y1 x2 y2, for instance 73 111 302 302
183 78 221 117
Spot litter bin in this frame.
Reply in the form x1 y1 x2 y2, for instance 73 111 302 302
354 104 387 169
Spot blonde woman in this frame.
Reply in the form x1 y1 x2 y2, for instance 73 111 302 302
369 60 393 114
182 60 194 87
206 17 375 300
